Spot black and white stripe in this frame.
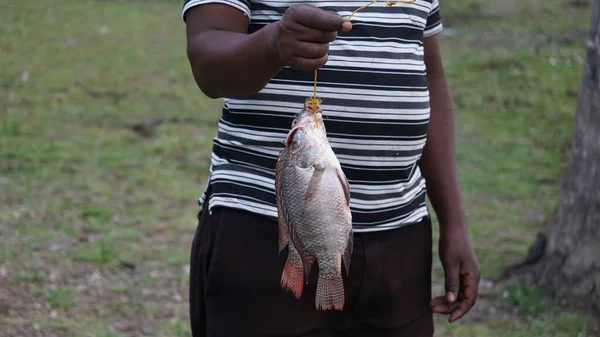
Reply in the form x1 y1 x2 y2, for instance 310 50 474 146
183 0 443 232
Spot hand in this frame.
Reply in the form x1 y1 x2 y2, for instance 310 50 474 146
431 225 481 323
273 4 352 71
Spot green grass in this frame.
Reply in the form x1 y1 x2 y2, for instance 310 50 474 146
0 0 597 336
44 286 75 311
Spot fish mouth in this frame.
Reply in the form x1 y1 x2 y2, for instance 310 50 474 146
303 100 322 114
285 121 310 148
284 102 325 148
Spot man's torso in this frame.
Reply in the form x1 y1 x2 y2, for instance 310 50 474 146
185 0 443 232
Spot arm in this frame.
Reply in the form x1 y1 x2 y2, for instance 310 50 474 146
419 34 480 323
184 3 349 99
419 34 465 228
185 4 284 99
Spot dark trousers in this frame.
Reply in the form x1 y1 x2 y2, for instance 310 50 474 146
189 203 434 337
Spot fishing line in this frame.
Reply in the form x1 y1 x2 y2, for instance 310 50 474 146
305 0 416 114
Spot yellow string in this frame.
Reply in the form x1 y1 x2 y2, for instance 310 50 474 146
347 0 413 20
313 69 317 102
306 0 416 115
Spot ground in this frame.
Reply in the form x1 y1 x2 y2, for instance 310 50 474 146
0 0 598 336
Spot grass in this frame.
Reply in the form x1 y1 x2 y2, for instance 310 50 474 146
0 0 597 336
44 287 75 311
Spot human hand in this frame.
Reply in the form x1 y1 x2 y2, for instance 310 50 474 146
273 4 352 71
431 225 481 323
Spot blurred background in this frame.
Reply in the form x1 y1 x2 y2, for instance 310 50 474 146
1 0 597 336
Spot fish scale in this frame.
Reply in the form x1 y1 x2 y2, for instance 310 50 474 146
275 102 353 311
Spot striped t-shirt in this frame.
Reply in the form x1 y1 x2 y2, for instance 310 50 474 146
182 0 443 232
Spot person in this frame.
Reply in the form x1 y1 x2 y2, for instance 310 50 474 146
182 0 480 336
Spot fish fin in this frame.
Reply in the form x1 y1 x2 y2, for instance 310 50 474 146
304 163 325 201
336 167 351 206
277 218 289 254
275 150 290 254
303 255 316 284
276 199 290 254
315 255 345 311
297 239 316 284
280 244 304 299
288 226 316 284
343 233 353 278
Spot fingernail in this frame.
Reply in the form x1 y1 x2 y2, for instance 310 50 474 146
447 292 455 302
342 21 352 31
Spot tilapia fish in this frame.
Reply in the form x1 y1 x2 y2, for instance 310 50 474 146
275 102 353 311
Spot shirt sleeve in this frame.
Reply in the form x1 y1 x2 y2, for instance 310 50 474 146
423 0 443 37
182 0 251 22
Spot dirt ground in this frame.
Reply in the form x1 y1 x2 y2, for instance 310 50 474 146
1 0 598 336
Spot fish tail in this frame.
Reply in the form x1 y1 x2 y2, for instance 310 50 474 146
280 246 304 299
315 254 345 311
315 273 345 311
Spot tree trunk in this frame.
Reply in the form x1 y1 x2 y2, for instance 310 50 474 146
503 0 600 315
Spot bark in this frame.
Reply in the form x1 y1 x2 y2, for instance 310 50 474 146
502 0 600 315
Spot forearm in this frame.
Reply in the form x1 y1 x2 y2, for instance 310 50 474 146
418 74 466 230
187 22 284 99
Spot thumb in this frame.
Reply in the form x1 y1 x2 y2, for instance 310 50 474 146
444 262 459 303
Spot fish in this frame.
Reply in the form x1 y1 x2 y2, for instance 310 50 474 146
274 101 353 311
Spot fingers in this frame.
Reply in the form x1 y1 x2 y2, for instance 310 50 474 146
430 296 460 315
276 4 353 71
288 55 329 71
443 261 460 304
287 4 351 32
278 6 338 71
432 266 481 323
448 291 473 322
285 20 338 43
292 41 329 58
277 37 330 70
448 267 480 322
